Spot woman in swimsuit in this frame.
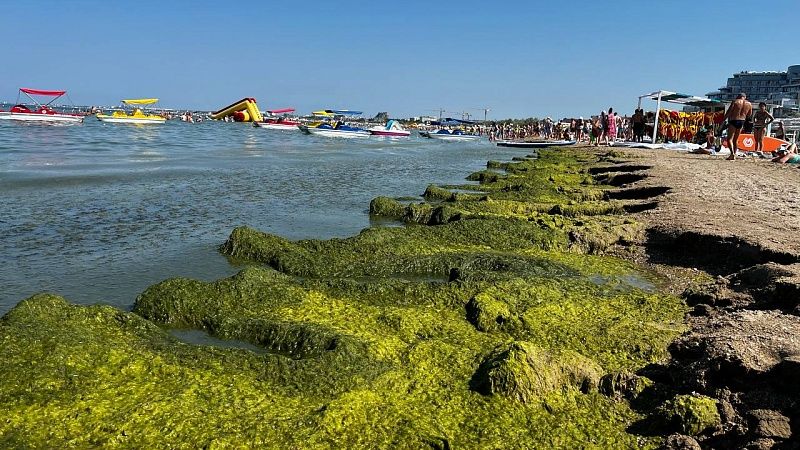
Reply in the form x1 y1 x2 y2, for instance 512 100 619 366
753 102 774 152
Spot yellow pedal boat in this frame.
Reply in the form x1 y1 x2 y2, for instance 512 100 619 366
97 98 166 124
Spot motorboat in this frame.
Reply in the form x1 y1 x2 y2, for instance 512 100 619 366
368 120 411 137
254 108 300 130
420 117 481 141
299 109 370 138
0 88 85 123
299 121 370 138
496 140 575 148
96 99 167 124
425 129 481 141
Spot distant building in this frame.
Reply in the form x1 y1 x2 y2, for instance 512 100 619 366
707 64 800 116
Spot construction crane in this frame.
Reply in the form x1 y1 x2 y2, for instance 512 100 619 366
425 108 447 120
469 107 491 122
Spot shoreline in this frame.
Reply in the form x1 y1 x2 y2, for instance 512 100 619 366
1 145 798 447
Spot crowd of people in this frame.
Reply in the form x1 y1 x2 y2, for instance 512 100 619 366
481 94 795 165
486 109 653 146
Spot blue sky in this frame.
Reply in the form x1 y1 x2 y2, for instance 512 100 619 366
2 0 798 119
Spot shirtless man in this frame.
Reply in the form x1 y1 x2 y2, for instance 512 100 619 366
724 93 752 160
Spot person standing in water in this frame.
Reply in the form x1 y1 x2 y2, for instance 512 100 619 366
724 93 752 160
753 102 774 152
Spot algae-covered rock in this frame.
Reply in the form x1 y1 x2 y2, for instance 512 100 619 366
369 196 406 218
466 170 502 183
657 394 721 436
423 184 455 201
220 226 316 275
471 341 603 403
402 202 434 224
465 292 514 332
429 205 462 225
549 201 625 217
1 291 655 449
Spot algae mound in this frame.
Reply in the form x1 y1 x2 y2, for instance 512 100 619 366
471 341 602 403
465 291 514 332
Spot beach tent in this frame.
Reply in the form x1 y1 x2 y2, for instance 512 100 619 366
637 91 725 143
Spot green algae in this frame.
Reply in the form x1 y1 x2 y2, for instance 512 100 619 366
368 149 640 254
0 147 687 448
1 289 667 449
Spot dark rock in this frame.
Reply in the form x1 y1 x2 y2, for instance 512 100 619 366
598 371 651 400
769 356 800 393
730 263 795 289
662 433 701 450
681 282 748 309
691 303 715 317
669 311 800 390
448 268 462 282
718 399 740 425
728 263 800 310
682 285 718 307
747 409 791 439
744 438 777 450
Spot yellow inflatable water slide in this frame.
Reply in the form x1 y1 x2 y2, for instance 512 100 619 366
210 98 263 122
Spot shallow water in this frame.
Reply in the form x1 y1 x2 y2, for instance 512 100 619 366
167 328 269 355
0 119 528 314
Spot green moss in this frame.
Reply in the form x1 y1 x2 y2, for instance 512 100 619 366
657 394 721 436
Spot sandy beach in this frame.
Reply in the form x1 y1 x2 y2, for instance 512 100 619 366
632 150 800 260
588 146 800 448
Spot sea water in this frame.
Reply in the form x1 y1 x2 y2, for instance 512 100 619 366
0 119 527 314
